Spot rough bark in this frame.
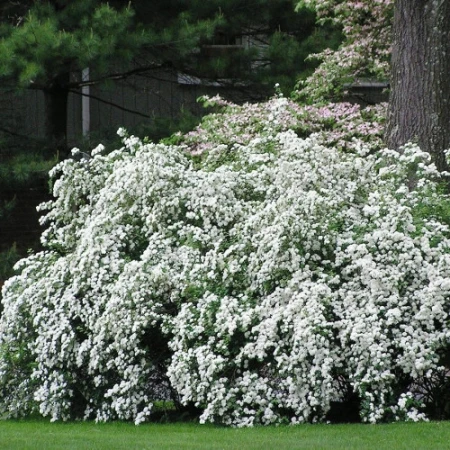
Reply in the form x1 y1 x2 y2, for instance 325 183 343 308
386 0 450 172
43 72 70 152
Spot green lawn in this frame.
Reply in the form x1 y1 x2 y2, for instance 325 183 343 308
0 421 449 450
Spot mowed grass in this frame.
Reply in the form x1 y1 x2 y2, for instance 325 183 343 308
1 420 450 450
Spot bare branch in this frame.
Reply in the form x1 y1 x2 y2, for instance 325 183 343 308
68 89 151 119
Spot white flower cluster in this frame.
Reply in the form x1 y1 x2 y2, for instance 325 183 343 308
1 107 450 425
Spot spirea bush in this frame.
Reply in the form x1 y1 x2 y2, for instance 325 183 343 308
1 97 450 425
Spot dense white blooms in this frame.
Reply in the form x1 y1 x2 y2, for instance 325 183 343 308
1 100 450 425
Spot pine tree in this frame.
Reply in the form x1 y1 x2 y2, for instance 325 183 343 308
0 0 331 151
0 0 217 151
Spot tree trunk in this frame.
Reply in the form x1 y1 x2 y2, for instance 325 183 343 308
43 72 70 153
386 0 450 172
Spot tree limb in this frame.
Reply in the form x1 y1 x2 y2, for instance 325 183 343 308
68 89 152 118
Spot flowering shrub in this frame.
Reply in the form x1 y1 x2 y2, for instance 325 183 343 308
168 136 450 425
1 96 450 425
296 0 393 100
0 138 191 423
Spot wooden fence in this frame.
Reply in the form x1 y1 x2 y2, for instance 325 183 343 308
2 68 262 149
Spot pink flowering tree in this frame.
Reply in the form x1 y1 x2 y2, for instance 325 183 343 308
179 94 385 154
300 0 450 172
297 0 393 101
